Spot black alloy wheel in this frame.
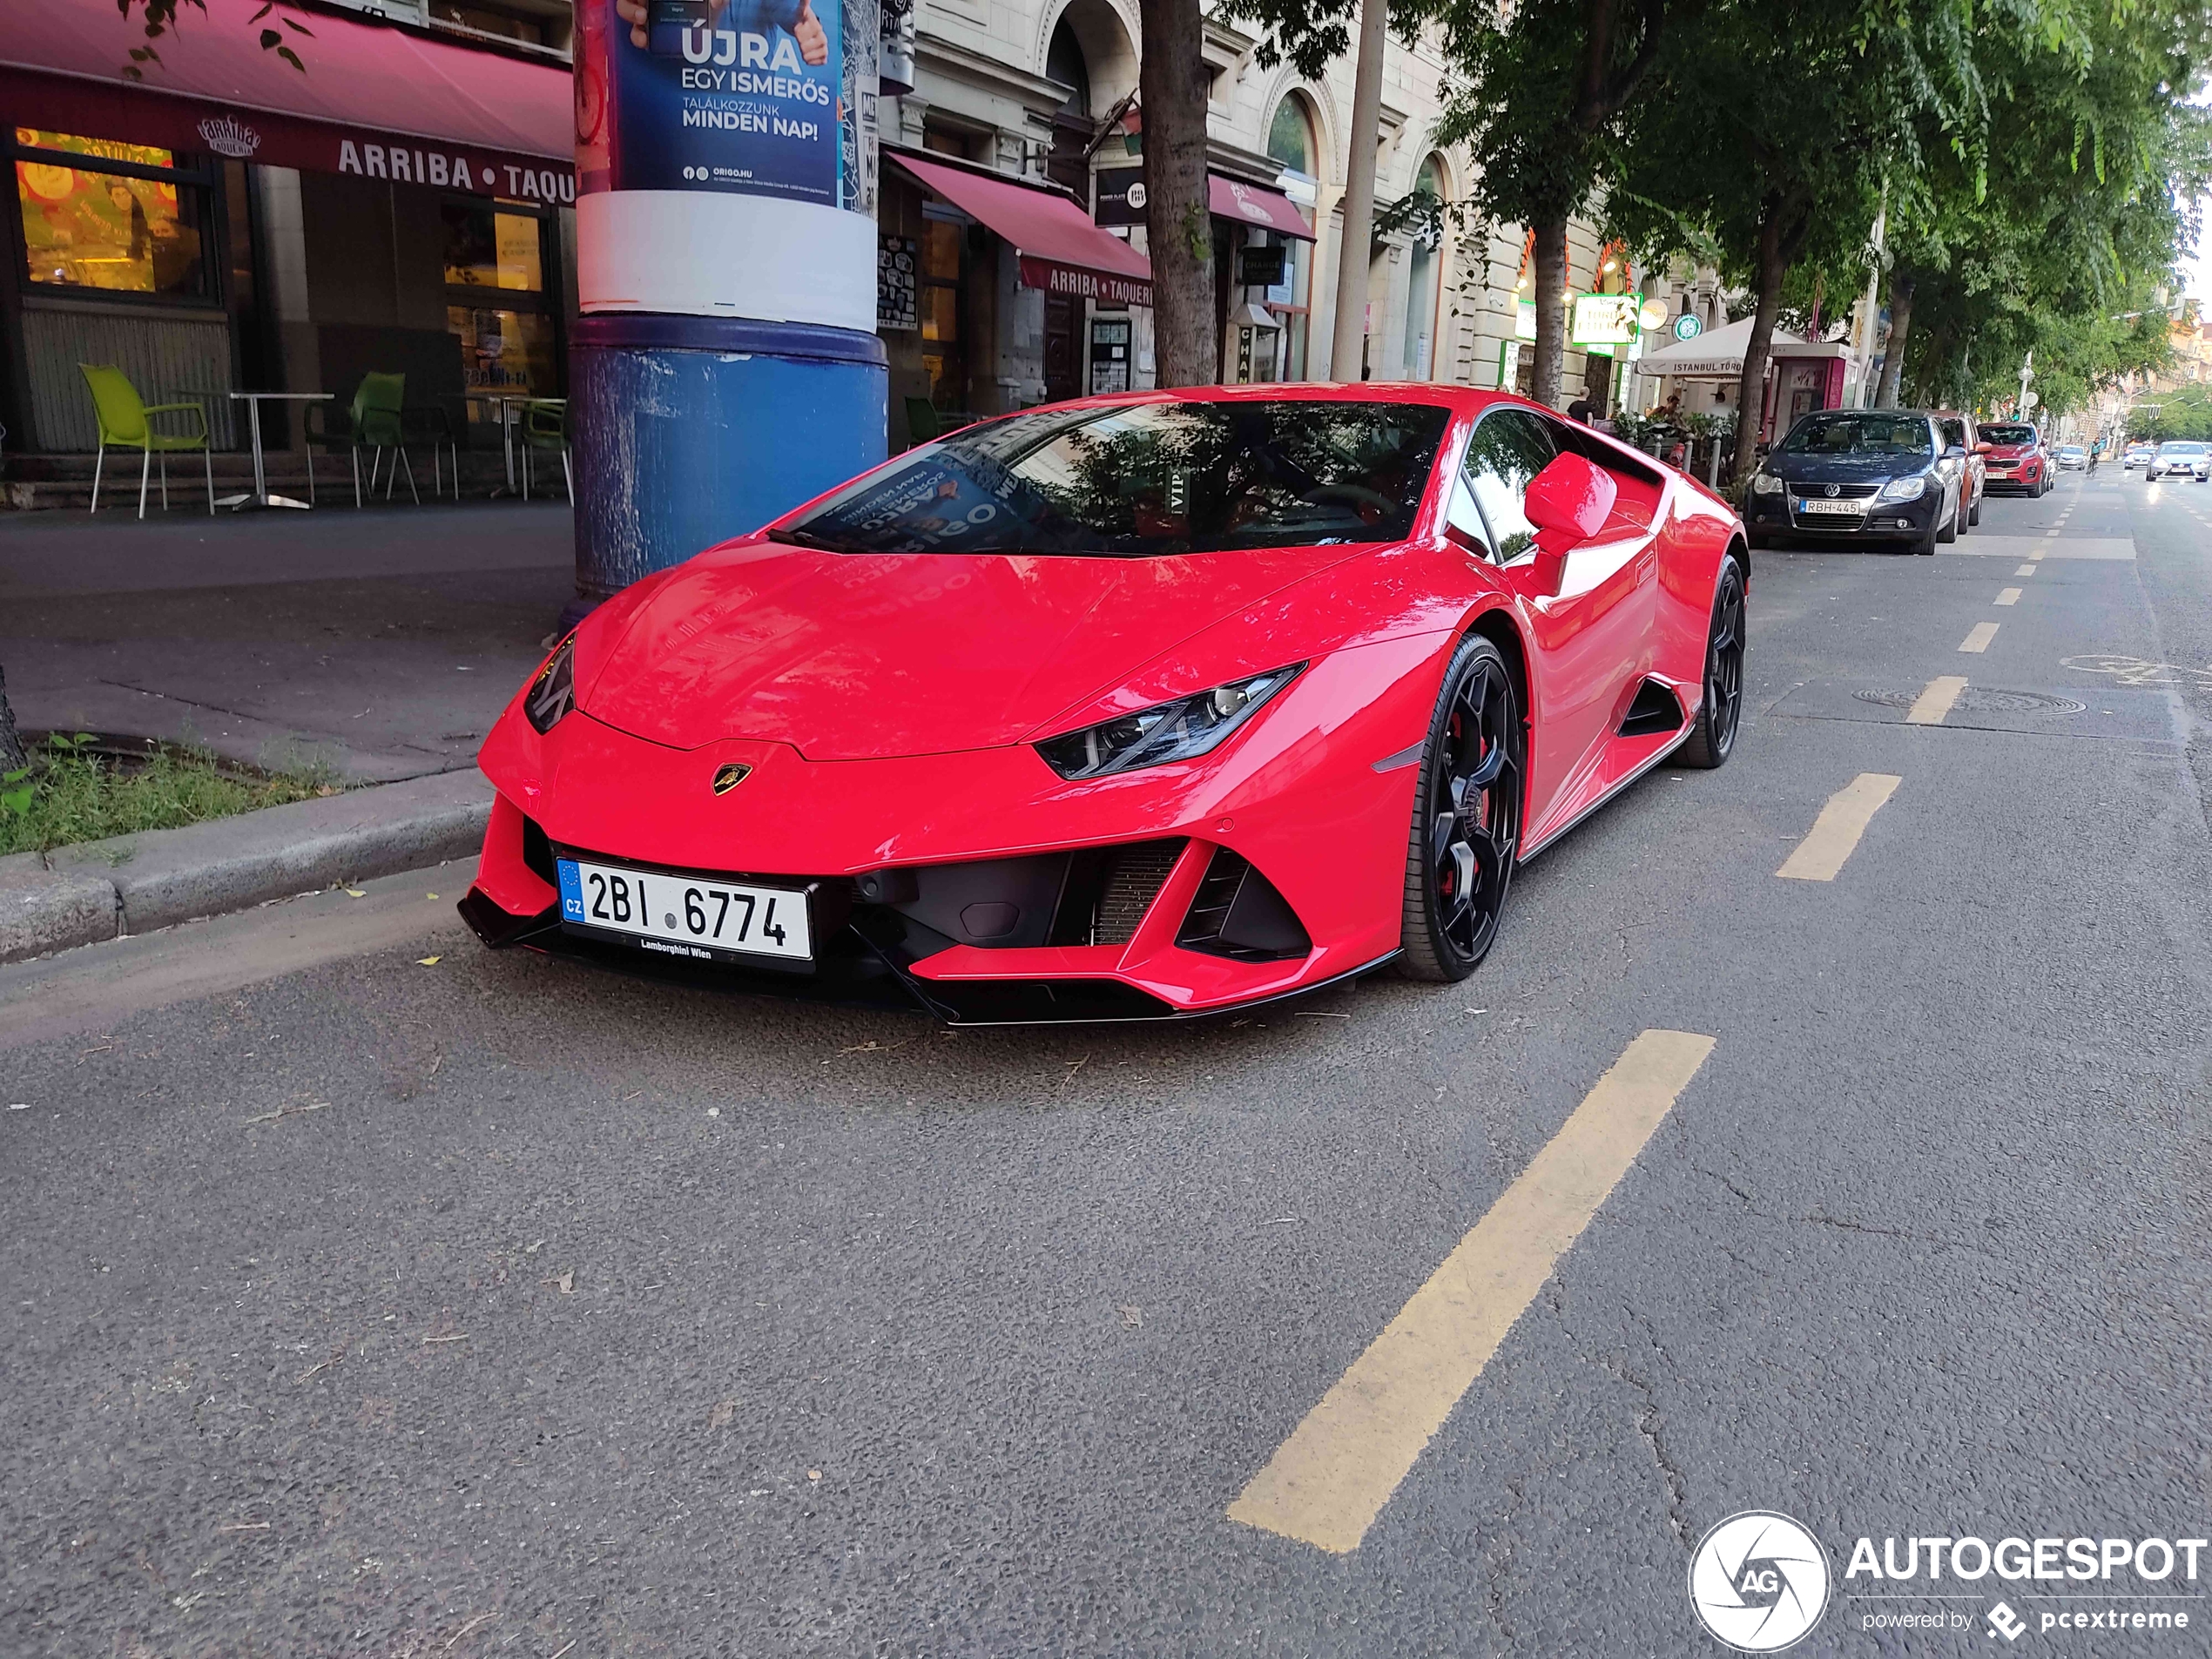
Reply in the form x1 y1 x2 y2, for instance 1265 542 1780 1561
1677 556 1745 769
1397 635 1525 981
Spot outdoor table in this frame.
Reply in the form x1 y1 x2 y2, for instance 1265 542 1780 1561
218 391 334 511
456 392 533 497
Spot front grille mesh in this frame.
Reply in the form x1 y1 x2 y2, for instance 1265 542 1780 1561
1091 840 1182 945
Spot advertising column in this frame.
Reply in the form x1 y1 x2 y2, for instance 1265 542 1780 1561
570 0 886 606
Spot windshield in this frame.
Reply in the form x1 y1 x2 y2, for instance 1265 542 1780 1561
779 400 1452 557
2157 442 2206 455
1979 425 2036 445
2060 446 2085 455
1778 412 1935 457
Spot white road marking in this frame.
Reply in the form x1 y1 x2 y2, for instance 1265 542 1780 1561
1777 773 1904 880
1905 676 1968 725
1995 588 2021 606
1225 1030 1717 1554
2015 565 2037 577
1959 622 2000 653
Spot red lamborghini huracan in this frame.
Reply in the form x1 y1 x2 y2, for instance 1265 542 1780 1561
460 386 1747 1022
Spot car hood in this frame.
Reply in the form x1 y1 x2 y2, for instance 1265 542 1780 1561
1983 444 2038 460
576 537 1363 759
1768 453 1932 484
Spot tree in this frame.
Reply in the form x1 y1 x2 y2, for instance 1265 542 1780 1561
1879 0 2212 411
1431 0 1672 408
1226 0 1447 383
1608 0 1979 482
1136 0 1216 387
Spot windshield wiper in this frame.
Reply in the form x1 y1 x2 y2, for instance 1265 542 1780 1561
767 526 846 552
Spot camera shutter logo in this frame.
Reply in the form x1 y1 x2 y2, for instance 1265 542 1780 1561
1687 1511 1831 1652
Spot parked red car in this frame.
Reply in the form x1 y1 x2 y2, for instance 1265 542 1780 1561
1976 421 2050 496
462 386 1748 1022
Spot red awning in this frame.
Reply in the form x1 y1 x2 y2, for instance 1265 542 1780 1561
0 0 572 199
891 152 1152 308
1209 173 1314 241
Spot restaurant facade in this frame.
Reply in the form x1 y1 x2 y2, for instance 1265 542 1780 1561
4 0 1679 486
0 0 576 465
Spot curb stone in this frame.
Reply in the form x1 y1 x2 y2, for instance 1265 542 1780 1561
3 770 493 962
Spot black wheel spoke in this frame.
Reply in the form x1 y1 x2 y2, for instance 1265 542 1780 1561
1420 652 1522 971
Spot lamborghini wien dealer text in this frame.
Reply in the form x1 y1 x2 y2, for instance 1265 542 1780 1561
459 386 1748 1022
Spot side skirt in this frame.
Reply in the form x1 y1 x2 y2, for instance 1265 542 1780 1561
1516 727 1694 864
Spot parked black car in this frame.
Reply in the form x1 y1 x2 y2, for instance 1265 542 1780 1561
1742 409 1968 556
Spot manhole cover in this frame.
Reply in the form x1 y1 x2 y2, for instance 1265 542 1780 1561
1853 688 2087 714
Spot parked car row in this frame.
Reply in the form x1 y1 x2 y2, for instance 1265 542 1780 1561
1740 408 1986 556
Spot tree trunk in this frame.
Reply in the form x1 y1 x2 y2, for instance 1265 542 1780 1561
1529 216 1569 408
0 662 24 776
1872 269 1914 407
1327 0 1389 381
1136 0 1214 387
1729 204 1788 488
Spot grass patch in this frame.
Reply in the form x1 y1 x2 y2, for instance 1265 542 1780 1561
0 732 337 857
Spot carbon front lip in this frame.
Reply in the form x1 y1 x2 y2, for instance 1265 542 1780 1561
455 888 1387 1026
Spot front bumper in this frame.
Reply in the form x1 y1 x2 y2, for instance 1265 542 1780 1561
1743 489 1937 540
459 637 1441 1022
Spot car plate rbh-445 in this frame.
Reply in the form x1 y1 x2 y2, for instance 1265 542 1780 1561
1797 497 1865 516
556 857 814 964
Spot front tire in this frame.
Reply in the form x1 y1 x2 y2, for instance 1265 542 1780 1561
1396 635 1524 982
1937 496 1959 543
1968 490 1982 527
1676 556 1745 769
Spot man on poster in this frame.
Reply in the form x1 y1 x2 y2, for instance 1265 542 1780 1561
612 0 828 69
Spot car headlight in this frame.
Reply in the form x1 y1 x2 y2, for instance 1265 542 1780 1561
523 633 577 734
1750 471 1785 496
1035 664 1304 780
1875 475 1927 503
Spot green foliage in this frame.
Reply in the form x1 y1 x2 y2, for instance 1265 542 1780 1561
114 0 308 81
1887 0 2212 411
0 735 334 856
2126 384 2212 442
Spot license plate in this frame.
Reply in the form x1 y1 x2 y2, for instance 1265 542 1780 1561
1797 497 1864 516
556 857 813 963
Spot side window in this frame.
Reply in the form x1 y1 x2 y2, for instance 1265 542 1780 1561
1461 410 1558 562
1939 418 1966 450
1444 471 1492 558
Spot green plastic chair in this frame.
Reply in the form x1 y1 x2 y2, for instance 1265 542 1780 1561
359 371 420 504
904 395 941 446
520 398 570 503
80 363 212 518
302 378 374 507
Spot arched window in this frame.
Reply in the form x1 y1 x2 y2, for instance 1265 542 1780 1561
1401 155 1447 379
1266 97 1314 179
1047 20 1089 118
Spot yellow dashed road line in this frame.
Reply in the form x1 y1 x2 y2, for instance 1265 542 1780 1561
1226 1030 1718 1554
1777 772 1904 880
1959 621 2000 652
1995 588 2021 607
1905 675 1968 725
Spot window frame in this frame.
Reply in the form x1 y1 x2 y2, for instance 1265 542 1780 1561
440 192 563 399
1458 405 1561 565
8 128 226 309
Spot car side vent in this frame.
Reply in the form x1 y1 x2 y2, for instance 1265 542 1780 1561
1177 848 1312 961
1618 678 1687 738
1090 840 1184 945
521 813 557 884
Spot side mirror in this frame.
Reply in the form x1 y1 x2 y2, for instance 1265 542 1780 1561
1973 442 1993 455
1944 444 1968 462
1523 451 1617 596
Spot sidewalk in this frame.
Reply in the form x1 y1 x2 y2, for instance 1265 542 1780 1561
0 501 573 783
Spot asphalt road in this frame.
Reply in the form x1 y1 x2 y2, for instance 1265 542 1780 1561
4 469 2210 1658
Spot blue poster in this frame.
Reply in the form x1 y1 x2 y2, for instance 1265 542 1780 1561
599 0 843 206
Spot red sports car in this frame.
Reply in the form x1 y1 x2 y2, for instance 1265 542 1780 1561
1976 421 2050 496
460 386 1748 1022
